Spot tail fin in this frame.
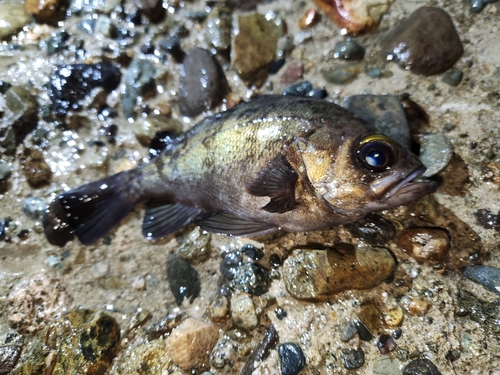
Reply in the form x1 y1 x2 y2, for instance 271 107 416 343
58 170 141 245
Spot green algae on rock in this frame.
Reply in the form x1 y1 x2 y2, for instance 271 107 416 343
283 244 396 301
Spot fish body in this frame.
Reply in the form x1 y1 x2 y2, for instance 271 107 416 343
55 96 436 245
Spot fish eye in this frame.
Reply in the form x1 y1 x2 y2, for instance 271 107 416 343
357 135 397 172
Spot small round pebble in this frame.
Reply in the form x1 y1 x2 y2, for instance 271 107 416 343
22 197 48 220
278 343 306 375
395 227 450 263
402 358 442 375
340 321 358 342
419 133 453 177
280 60 304 86
166 254 201 305
210 338 237 369
321 65 360 85
299 8 320 29
376 334 397 354
342 347 365 369
231 295 258 330
275 307 288 320
282 81 313 97
332 40 365 60
233 263 271 296
442 68 463 86
220 250 243 280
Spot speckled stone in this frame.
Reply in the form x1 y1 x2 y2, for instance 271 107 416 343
381 305 404 328
22 197 48 221
341 321 358 342
311 0 392 35
21 149 52 187
381 7 463 76
165 318 218 371
177 227 211 264
179 47 228 117
122 58 156 120
442 68 463 86
0 344 22 375
278 343 306 375
283 245 396 300
210 338 237 369
113 336 172 374
207 294 229 323
232 12 278 87
402 358 442 375
342 347 365 369
204 5 232 55
231 295 258 330
233 263 271 296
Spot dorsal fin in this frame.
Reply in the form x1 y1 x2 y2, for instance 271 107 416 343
245 154 298 214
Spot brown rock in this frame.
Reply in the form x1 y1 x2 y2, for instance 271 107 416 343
231 13 278 87
395 227 450 263
283 244 396 301
381 7 463 76
280 60 304 86
21 149 52 187
381 305 403 328
356 300 380 334
165 318 218 371
25 0 61 22
311 0 392 35
299 8 320 29
406 299 432 317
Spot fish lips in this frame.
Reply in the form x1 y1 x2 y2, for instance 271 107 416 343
375 165 437 207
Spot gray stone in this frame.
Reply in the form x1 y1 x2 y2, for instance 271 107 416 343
122 58 156 120
463 265 500 296
419 133 453 177
22 197 48 220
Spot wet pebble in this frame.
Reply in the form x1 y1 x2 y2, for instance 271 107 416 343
345 94 411 149
277 36 295 58
283 245 396 300
233 262 271 296
463 265 500 296
275 307 287 320
220 250 243 280
49 62 121 117
321 64 361 85
122 58 156 120
402 358 442 375
22 197 48 221
90 259 110 278
240 325 278 375
341 321 358 342
278 343 306 375
179 47 228 117
376 334 397 354
232 12 278 86
0 0 32 39
372 355 402 375
21 149 52 187
165 318 218 371
1 86 38 153
405 299 432 317
231 295 258 330
442 68 463 87
0 344 22 374
311 0 391 35
282 81 313 97
470 0 499 13
344 214 396 246
299 8 320 29
307 88 328 99
418 134 453 177
25 0 61 22
0 160 12 180
159 36 184 62
382 305 404 328
177 227 211 264
114 336 172 373
166 254 201 305
207 294 229 322
280 60 304 86
332 40 365 60
241 244 264 260
204 5 232 55
210 338 236 369
381 7 463 76
395 227 450 263
342 347 365 369
473 209 499 230
355 301 380 340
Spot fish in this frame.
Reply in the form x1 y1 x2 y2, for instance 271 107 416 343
52 95 436 245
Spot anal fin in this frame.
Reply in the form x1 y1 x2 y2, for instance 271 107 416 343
196 212 276 236
142 202 201 239
245 154 298 214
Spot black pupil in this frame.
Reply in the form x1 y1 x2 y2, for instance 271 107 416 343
366 149 386 167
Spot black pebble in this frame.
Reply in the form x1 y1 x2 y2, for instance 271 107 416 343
268 58 286 74
275 307 287 320
392 328 403 339
307 88 327 99
233 263 271 296
166 254 201 305
0 81 12 94
241 244 264 260
278 343 306 375
445 349 460 362
282 81 313 97
49 62 121 116
402 358 442 375
353 319 373 341
342 348 365 369
269 254 282 268
473 209 499 230
345 214 396 246
0 218 10 241
219 250 243 280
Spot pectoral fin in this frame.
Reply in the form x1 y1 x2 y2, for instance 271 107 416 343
196 212 276 236
245 154 298 213
142 202 201 239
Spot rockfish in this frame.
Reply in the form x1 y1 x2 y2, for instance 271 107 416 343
52 96 436 245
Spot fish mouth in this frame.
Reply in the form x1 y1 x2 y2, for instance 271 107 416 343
382 166 437 204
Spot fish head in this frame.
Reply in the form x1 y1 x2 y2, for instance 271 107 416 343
299 127 437 217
